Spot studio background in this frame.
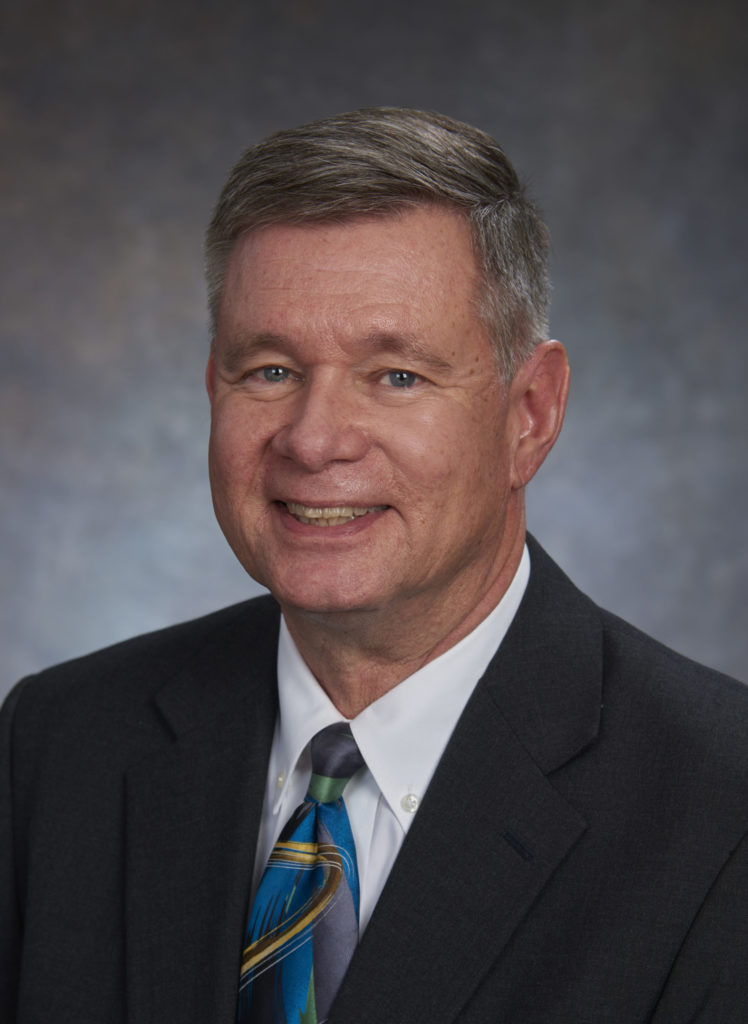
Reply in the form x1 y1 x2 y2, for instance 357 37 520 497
2 0 746 699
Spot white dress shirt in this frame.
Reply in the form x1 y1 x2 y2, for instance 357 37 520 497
252 545 530 931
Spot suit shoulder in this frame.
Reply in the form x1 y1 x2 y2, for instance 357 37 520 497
3 595 280 731
599 606 748 773
600 605 747 701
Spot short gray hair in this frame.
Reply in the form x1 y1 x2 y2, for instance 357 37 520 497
205 107 550 379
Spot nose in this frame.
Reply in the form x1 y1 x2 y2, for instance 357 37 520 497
271 375 370 471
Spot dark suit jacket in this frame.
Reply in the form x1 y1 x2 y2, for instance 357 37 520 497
2 538 747 1023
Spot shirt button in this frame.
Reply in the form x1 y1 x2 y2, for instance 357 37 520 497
400 793 419 814
276 772 286 789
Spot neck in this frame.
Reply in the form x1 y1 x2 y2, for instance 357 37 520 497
281 520 526 718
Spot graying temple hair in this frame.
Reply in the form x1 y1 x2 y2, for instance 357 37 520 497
205 107 551 379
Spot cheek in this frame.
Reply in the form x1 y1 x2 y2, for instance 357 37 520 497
387 415 456 491
209 403 266 486
435 412 512 513
388 412 492 524
208 418 238 499
422 406 505 474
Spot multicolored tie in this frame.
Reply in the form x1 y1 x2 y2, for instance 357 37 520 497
238 722 364 1023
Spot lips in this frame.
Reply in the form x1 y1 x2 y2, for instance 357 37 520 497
283 501 388 527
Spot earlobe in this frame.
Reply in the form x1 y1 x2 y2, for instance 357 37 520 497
510 340 570 488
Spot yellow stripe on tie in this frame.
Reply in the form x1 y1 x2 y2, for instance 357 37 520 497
241 847 345 974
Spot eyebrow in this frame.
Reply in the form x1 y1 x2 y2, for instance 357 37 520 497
214 332 290 375
361 332 455 374
214 329 456 376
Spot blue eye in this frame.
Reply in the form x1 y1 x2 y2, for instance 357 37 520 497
262 366 289 383
386 370 419 388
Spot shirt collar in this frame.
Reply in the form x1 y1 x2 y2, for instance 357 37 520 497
275 545 530 826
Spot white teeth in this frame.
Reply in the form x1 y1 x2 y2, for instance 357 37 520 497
284 502 385 527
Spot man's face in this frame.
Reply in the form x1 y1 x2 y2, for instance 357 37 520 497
207 206 527 626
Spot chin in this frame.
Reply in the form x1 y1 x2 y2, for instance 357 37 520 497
263 573 385 618
278 589 377 618
242 550 380 611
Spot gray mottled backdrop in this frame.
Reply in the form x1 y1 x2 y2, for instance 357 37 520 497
2 0 747 698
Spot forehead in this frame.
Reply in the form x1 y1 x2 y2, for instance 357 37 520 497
218 206 485 338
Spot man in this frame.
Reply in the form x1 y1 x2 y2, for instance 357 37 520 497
1 108 747 1023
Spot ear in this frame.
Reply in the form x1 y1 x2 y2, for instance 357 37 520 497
205 349 216 402
508 340 570 489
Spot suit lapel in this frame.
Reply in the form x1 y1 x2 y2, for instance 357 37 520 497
123 598 279 1024
331 539 603 1023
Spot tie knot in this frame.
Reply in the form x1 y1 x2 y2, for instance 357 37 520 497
307 722 364 804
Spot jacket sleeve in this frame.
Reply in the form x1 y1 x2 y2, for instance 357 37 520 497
0 680 26 1022
651 828 748 1022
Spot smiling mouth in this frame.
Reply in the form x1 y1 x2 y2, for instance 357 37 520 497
283 501 388 527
